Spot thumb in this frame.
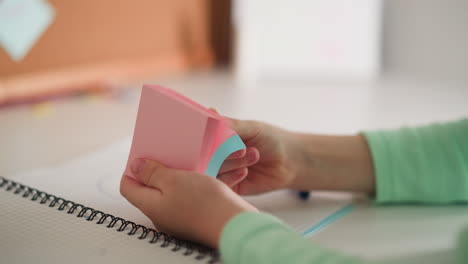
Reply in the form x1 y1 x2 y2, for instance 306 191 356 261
224 117 260 142
208 108 260 142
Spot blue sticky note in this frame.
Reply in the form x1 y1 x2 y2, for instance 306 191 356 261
0 0 55 61
302 204 354 237
205 134 246 177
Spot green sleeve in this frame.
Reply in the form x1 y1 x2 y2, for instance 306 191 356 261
458 225 468 264
362 118 468 203
220 212 364 264
363 118 468 264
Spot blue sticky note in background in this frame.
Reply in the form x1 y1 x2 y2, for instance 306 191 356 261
0 0 55 61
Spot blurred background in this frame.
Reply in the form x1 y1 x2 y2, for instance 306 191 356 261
1 0 468 175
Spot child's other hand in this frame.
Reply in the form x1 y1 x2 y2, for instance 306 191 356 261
120 159 257 248
217 118 300 195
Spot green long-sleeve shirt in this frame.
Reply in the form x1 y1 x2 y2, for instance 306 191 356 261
220 119 468 264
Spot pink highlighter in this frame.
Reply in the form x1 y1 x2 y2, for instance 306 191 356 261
124 85 246 179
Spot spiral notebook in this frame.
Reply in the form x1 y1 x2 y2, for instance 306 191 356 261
2 139 353 263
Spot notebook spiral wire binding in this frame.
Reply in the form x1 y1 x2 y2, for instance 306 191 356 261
0 176 220 263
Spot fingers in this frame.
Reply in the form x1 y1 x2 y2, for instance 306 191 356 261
226 148 247 160
120 175 162 214
225 117 243 134
219 148 260 174
225 118 262 141
130 159 184 190
210 110 250 159
210 107 262 144
217 167 248 187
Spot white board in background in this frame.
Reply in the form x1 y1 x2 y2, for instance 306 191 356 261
234 0 382 82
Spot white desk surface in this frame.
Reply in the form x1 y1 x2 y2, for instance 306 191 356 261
1 71 468 263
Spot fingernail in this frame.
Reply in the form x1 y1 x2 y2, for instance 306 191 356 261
246 149 257 162
231 149 245 158
130 158 146 177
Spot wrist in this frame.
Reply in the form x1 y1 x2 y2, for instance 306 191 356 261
285 132 320 189
208 199 258 248
286 133 375 193
283 132 309 189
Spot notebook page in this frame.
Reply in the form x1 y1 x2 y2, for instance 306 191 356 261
0 184 207 264
9 138 352 234
9 139 152 226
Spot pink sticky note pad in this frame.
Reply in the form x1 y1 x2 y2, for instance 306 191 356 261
124 85 240 179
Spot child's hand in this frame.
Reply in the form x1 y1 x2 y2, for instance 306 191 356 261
120 159 257 248
219 118 375 194
217 118 302 195
219 117 376 194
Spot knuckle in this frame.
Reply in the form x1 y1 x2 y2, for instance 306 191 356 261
119 183 126 197
119 177 128 196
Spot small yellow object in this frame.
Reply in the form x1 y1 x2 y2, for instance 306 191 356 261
84 92 101 101
31 102 53 117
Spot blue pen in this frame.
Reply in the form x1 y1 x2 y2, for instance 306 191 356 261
298 191 310 200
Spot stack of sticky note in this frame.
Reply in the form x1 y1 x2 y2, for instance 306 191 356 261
125 85 245 178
